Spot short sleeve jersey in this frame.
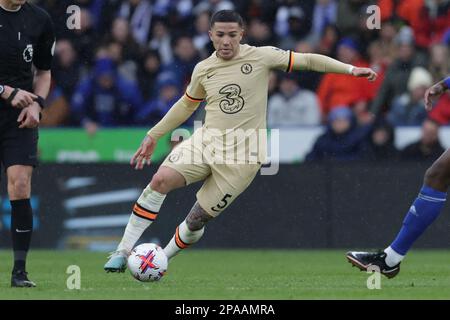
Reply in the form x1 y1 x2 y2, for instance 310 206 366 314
0 3 55 108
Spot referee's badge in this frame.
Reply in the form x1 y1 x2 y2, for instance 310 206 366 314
23 44 33 62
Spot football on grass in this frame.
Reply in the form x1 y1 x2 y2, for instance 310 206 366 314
127 243 168 282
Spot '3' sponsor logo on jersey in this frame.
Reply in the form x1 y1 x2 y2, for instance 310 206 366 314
218 84 245 114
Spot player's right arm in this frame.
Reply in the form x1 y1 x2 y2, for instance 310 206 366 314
130 96 202 169
424 77 450 111
131 64 206 170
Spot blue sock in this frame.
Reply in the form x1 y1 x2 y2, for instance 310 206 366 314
390 185 447 255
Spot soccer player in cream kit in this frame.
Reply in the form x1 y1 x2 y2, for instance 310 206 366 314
105 10 377 272
0 0 55 287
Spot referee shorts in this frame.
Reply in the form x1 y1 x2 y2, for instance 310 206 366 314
0 110 38 170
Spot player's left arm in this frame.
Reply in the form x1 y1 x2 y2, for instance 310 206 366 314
18 13 55 128
291 52 377 81
260 47 377 81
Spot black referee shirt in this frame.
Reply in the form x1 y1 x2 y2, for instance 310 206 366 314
0 2 55 108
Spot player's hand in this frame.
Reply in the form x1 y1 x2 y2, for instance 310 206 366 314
17 102 41 128
424 83 445 112
2 86 37 109
352 67 377 81
131 134 157 170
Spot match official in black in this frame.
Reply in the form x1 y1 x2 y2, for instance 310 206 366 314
0 0 55 287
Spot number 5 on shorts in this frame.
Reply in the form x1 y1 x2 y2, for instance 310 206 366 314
211 194 233 213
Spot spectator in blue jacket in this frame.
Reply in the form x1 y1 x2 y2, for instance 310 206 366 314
162 36 200 89
305 106 372 162
136 72 182 126
71 58 143 134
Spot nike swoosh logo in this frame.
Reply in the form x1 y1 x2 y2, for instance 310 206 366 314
382 267 399 273
16 229 31 233
206 74 216 79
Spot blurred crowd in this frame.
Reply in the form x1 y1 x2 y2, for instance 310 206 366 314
31 0 450 160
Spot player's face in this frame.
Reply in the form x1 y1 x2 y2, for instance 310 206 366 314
209 22 243 60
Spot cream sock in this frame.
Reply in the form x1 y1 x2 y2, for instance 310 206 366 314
117 185 166 253
163 220 204 259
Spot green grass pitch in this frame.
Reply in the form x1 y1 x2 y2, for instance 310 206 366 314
0 249 449 299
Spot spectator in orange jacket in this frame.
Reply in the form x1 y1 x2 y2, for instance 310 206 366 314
317 38 371 119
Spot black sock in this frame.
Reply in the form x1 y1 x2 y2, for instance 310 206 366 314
10 199 33 272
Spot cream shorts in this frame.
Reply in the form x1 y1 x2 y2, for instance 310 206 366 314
161 133 261 216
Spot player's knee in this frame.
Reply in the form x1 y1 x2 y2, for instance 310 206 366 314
9 177 31 199
150 168 185 194
150 173 168 193
424 160 450 189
